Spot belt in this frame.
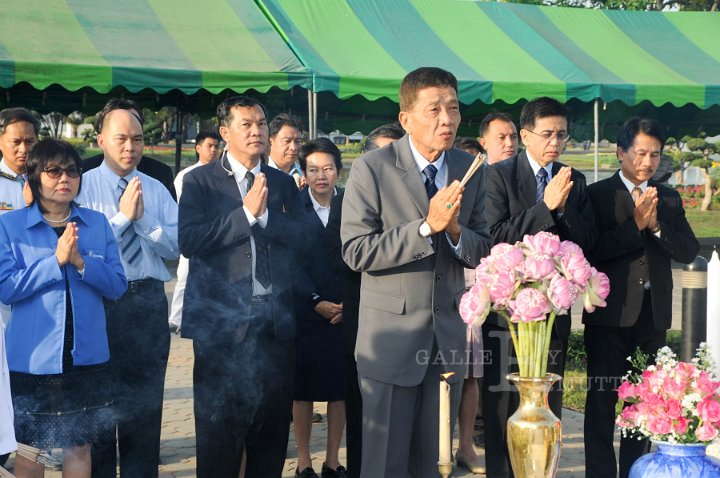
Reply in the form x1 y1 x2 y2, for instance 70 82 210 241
127 278 161 294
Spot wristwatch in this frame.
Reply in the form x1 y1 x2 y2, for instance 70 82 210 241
419 221 433 238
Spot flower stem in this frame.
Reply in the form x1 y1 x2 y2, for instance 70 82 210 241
541 312 556 375
500 311 522 375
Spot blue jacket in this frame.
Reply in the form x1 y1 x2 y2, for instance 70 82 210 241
0 203 127 374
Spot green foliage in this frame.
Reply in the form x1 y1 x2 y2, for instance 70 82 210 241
686 138 709 152
65 137 88 156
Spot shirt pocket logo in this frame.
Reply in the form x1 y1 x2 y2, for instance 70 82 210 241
86 249 105 260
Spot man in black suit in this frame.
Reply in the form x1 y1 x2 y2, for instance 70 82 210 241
583 118 699 478
178 96 301 478
484 97 595 478
82 100 177 201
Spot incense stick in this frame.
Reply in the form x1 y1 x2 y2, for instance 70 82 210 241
458 152 486 188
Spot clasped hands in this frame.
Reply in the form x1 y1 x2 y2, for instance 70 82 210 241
633 186 659 232
119 176 144 222
244 173 268 218
426 180 463 244
543 166 574 212
55 222 84 271
315 301 343 325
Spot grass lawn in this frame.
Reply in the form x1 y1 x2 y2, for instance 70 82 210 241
685 209 720 238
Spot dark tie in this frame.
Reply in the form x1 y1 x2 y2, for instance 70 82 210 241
245 171 271 288
536 168 548 204
117 178 142 267
424 164 438 199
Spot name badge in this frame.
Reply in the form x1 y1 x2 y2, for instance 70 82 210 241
0 202 13 211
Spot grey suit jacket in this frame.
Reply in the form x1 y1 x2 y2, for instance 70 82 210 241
341 135 492 386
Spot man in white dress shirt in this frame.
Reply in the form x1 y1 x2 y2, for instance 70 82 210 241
76 99 179 478
168 131 220 333
267 113 304 188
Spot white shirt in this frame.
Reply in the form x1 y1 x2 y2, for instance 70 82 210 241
226 153 271 296
525 152 553 182
408 135 462 254
174 161 204 200
309 188 337 227
76 161 179 282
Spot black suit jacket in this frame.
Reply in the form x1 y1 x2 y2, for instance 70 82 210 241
582 171 698 330
294 188 344 319
83 154 177 201
178 154 302 346
485 151 595 337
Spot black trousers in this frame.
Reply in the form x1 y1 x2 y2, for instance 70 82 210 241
193 299 294 478
344 354 362 478
482 323 567 478
584 290 666 478
92 279 170 478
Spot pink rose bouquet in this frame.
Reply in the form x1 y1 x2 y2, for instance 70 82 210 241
616 343 720 444
459 231 610 377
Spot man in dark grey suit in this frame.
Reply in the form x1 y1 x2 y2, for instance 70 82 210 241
341 67 492 478
484 97 595 478
583 118 698 478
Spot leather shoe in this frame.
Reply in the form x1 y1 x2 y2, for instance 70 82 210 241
321 463 347 478
296 467 319 478
455 450 486 474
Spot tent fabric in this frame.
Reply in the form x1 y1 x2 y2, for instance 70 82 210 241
257 0 720 108
0 0 310 95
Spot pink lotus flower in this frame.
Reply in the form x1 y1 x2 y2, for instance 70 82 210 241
459 283 490 327
559 254 592 288
559 240 583 257
488 270 516 307
548 275 578 312
698 398 720 423
696 422 719 442
509 288 552 323
523 254 557 281
490 243 524 270
583 268 610 313
523 231 560 256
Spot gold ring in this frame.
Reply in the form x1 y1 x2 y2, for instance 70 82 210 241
446 202 453 209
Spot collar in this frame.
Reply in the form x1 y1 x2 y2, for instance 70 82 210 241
99 160 137 188
268 157 303 177
25 202 88 229
619 171 648 194
525 151 553 181
308 187 337 211
0 158 24 179
227 152 261 179
408 135 445 175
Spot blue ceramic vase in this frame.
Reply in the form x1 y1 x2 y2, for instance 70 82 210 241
629 442 720 478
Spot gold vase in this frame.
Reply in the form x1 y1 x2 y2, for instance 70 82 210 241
506 373 562 478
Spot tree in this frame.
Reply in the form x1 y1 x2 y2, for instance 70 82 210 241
686 137 718 211
42 112 65 139
66 111 86 138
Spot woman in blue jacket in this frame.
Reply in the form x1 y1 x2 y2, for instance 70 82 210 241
0 139 127 478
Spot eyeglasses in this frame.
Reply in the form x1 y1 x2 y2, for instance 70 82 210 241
43 166 81 179
525 129 569 142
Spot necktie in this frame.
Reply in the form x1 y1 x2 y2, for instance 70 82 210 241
117 178 142 267
424 164 438 199
17 175 25 188
536 168 548 204
245 171 271 288
631 186 642 203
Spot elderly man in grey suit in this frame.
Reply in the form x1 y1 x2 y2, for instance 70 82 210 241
341 67 493 478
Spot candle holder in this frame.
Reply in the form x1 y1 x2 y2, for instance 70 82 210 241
437 461 452 478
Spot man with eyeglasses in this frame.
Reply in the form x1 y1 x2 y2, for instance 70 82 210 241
483 97 595 478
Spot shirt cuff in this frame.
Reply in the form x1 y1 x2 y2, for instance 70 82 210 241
243 205 258 227
446 232 462 258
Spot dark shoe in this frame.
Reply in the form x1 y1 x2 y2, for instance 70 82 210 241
321 463 347 478
296 467 320 478
312 412 324 423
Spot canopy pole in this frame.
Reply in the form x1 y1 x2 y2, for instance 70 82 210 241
312 91 318 139
593 98 599 184
307 89 315 140
175 98 183 176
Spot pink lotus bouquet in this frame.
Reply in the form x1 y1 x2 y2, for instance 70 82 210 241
616 343 720 443
459 231 610 378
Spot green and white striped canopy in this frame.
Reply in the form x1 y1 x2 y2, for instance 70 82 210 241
259 0 720 108
0 0 310 95
1 0 719 109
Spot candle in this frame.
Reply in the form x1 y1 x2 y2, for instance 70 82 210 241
438 372 454 466
708 250 720 369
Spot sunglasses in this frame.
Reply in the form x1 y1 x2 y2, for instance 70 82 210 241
43 166 81 179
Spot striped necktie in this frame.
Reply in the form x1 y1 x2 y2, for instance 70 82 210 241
536 168 548 204
117 178 142 267
424 164 438 199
